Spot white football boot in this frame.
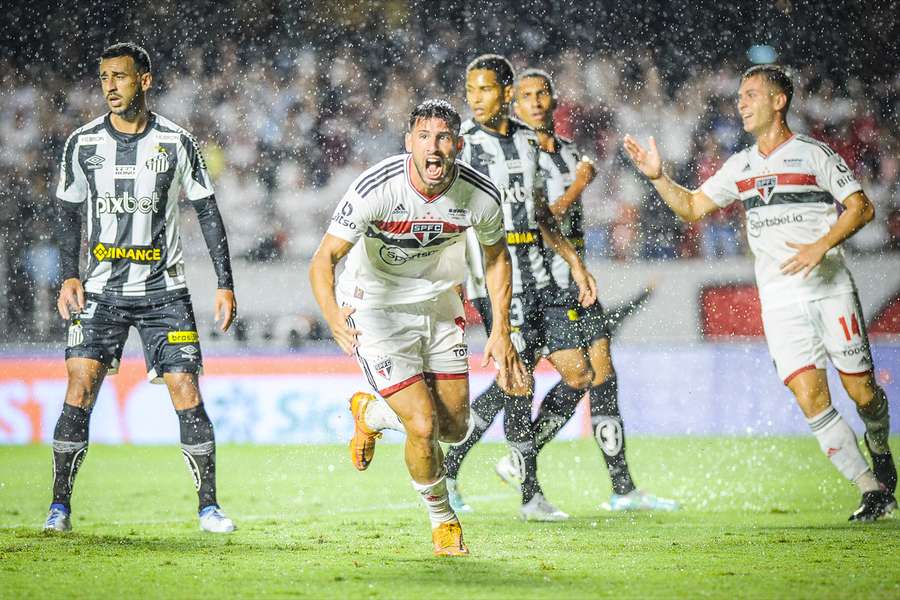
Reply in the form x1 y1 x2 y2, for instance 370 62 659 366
199 505 236 533
601 489 679 512
495 453 523 492
520 493 569 522
43 504 72 532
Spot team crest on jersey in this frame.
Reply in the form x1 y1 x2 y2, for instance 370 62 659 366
754 175 777 203
374 357 393 380
145 147 170 173
476 150 495 165
411 222 443 246
84 154 105 170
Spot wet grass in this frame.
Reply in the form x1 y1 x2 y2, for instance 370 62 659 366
1 438 898 598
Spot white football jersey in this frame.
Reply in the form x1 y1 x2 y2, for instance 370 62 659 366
327 154 504 307
700 134 863 309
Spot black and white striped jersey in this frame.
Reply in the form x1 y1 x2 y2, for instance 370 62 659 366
56 112 214 300
539 135 586 291
460 118 553 299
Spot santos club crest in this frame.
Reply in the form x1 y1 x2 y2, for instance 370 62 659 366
754 175 777 203
411 222 443 246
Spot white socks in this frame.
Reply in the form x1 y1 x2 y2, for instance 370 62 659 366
364 397 405 432
807 406 879 493
411 475 458 528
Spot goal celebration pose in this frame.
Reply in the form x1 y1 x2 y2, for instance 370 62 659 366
624 64 896 521
310 99 527 555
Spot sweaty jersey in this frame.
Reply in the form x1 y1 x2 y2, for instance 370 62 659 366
56 112 214 299
327 154 504 308
700 134 862 309
460 118 553 299
538 135 586 291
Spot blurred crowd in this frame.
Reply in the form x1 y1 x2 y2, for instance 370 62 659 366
2 1 899 340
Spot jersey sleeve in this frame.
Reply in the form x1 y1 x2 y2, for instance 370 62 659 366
55 132 89 204
179 133 216 200
470 189 505 246
325 188 376 243
813 149 863 204
699 153 744 207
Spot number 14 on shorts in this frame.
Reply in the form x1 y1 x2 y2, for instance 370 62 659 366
838 313 861 342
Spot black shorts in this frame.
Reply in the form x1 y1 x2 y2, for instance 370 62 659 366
474 288 588 367
65 293 203 383
552 284 610 345
541 299 592 356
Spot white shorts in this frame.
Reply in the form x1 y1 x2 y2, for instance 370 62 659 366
761 291 873 384
343 289 469 397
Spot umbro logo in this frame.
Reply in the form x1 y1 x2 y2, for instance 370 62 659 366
85 155 105 170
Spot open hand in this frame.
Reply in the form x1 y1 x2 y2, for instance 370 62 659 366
781 241 827 278
623 135 663 180
328 305 361 355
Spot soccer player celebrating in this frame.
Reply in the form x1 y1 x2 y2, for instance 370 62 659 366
491 68 678 512
309 100 527 556
46 43 237 533
624 64 896 521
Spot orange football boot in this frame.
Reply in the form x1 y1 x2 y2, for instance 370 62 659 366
348 392 382 471
432 521 469 557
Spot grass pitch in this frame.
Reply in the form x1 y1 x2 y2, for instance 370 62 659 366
1 437 898 599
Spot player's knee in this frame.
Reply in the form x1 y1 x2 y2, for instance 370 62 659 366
64 377 99 409
165 372 202 410
440 415 470 444
563 368 594 391
844 376 877 408
404 411 437 442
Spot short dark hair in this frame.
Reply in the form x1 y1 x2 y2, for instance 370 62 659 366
466 53 514 87
741 64 793 111
408 99 461 135
100 42 152 74
517 68 556 100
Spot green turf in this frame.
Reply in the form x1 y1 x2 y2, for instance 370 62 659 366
1 438 898 599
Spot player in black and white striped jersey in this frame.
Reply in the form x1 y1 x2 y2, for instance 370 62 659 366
495 68 678 512
443 54 600 522
44 43 237 534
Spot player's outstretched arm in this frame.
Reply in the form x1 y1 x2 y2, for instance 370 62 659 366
535 197 597 308
480 240 529 394
781 191 875 278
622 134 719 222
309 233 360 355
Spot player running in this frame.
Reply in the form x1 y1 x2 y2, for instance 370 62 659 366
46 43 237 533
309 99 527 556
624 64 896 521
491 68 678 512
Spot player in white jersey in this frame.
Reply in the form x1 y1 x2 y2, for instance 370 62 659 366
309 100 527 556
44 43 236 535
624 64 896 521
492 68 677 512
